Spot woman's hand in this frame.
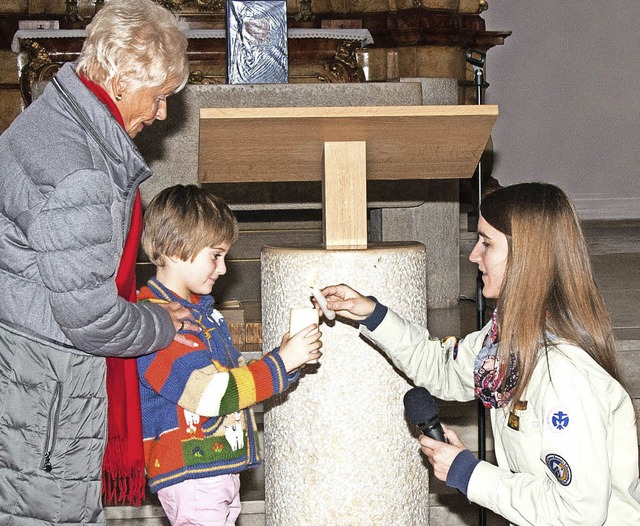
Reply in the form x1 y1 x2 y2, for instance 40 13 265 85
419 425 467 482
157 301 200 347
320 284 376 321
278 324 323 372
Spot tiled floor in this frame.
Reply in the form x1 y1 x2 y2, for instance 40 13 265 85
583 221 640 405
584 220 640 341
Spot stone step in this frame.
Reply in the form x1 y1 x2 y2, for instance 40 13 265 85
105 501 265 526
105 471 512 526
105 497 512 526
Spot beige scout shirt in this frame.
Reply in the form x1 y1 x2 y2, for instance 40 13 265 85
362 308 640 526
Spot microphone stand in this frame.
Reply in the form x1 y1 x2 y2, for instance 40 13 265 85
466 48 487 526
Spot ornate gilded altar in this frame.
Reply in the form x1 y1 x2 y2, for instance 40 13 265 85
13 28 372 105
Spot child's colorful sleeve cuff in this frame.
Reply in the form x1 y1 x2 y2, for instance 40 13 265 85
259 349 293 395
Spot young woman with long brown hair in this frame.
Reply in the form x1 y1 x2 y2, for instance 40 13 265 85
322 182 640 525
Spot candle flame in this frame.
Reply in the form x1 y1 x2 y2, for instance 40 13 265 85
306 268 318 288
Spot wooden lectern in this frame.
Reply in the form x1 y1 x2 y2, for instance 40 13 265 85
199 105 499 524
199 105 498 249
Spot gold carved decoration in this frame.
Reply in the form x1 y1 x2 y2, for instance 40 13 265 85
156 0 224 12
295 0 315 22
64 0 83 22
292 40 365 83
321 40 366 83
19 40 61 105
188 70 225 84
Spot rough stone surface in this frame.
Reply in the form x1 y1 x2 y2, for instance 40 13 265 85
261 243 429 526
382 182 460 308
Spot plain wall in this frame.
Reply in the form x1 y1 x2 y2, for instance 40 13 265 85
482 1 640 219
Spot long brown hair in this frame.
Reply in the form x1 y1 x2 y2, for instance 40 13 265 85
481 183 620 404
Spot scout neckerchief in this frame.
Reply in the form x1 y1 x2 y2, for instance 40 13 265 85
474 309 519 409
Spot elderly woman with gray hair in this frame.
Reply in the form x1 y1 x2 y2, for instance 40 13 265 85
0 0 198 523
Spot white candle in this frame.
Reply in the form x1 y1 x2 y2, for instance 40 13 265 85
289 307 320 364
310 286 336 320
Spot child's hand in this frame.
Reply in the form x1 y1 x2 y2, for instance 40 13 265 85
278 324 323 372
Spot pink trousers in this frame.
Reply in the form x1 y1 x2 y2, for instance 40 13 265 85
157 474 241 525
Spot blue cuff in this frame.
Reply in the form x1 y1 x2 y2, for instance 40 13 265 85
362 297 388 332
270 348 299 386
446 449 480 496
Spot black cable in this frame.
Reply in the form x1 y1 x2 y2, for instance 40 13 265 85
466 48 487 526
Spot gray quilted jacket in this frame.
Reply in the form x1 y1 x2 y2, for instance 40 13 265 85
0 62 175 524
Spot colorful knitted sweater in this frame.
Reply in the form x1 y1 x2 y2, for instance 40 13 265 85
137 278 298 492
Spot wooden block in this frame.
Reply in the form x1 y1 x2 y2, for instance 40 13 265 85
226 323 246 347
242 301 262 322
245 322 263 345
218 299 242 309
323 141 368 249
218 307 244 324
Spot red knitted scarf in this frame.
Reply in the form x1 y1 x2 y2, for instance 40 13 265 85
79 75 146 506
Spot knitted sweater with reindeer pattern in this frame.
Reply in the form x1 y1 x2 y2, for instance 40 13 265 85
137 277 298 492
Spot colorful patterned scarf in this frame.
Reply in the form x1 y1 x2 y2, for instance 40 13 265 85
474 309 519 408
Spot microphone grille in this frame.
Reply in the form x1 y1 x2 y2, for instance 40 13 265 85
403 386 439 424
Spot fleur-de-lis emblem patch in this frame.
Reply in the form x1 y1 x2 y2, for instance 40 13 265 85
545 406 571 433
551 411 569 430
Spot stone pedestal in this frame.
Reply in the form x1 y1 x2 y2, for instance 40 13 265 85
261 243 430 526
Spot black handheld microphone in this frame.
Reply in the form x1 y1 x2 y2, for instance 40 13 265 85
403 386 447 442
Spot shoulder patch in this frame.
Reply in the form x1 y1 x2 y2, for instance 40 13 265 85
545 453 572 486
514 400 528 411
545 407 570 432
